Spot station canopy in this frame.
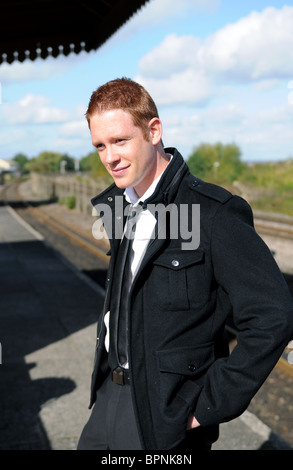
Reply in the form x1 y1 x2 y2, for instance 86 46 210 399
0 0 149 65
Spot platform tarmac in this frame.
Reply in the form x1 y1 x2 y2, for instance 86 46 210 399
0 204 292 451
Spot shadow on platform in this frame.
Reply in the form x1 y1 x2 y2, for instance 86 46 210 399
0 234 105 449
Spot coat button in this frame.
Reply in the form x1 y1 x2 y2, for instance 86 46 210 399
171 259 179 267
108 196 113 202
188 363 196 372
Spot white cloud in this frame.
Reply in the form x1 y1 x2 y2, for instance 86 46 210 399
138 34 201 79
59 119 89 139
52 137 90 152
253 104 293 124
136 6 293 107
0 61 57 83
162 103 245 148
254 79 280 91
0 52 89 84
2 94 71 124
115 0 219 40
136 69 213 106
201 6 293 81
136 0 218 24
0 128 27 146
161 101 293 162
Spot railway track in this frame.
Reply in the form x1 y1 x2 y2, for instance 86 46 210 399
23 204 109 265
0 180 110 273
254 210 293 240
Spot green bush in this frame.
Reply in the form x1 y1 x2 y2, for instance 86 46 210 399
59 195 76 210
65 195 76 210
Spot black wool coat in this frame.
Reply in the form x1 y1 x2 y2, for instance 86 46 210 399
90 148 293 450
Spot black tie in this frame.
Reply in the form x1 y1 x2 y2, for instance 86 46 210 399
108 206 137 370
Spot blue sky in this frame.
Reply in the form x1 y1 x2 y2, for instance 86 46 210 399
0 0 293 163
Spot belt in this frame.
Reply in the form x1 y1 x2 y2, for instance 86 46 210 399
112 367 130 386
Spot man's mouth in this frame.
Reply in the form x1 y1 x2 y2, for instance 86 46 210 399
111 165 130 176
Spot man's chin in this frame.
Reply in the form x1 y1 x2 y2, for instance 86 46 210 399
112 178 127 189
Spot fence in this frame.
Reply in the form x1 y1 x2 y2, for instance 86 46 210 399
30 172 106 215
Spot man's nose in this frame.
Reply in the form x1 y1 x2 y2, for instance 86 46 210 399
105 147 120 164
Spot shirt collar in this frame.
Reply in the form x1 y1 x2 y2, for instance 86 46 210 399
124 154 172 206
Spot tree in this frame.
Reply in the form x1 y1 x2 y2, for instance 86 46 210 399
79 151 112 183
186 143 216 179
25 151 75 173
187 142 245 183
61 153 75 172
12 153 29 174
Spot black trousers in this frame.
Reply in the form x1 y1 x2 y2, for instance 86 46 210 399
77 372 214 451
77 371 142 450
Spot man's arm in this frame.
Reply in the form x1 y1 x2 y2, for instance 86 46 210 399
192 195 293 427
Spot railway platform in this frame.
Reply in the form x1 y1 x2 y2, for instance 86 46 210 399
0 204 292 451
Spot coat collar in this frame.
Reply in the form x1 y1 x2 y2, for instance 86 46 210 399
91 148 189 249
141 147 188 207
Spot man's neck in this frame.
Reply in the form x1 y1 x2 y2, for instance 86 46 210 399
125 152 172 205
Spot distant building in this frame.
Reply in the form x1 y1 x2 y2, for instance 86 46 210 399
0 159 17 184
0 158 12 171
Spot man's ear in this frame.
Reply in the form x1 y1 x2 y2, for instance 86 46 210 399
148 117 163 146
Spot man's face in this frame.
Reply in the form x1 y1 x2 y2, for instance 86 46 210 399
90 109 160 197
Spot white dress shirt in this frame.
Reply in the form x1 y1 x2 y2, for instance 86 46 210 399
104 155 172 355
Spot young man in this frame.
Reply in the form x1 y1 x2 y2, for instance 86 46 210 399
77 77 293 450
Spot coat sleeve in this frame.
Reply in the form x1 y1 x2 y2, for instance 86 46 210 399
193 195 293 427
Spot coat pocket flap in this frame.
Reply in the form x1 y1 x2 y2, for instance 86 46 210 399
157 342 214 376
153 248 204 270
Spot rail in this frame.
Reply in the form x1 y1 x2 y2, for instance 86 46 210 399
254 211 293 240
0 179 110 265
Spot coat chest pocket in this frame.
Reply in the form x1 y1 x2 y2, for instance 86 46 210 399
152 248 204 311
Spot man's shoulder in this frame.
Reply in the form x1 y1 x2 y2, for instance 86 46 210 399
185 174 233 204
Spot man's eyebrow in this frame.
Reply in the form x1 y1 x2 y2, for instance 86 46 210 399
92 139 103 147
93 134 132 146
110 134 133 142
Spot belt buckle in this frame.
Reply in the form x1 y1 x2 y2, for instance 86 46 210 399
112 367 124 385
